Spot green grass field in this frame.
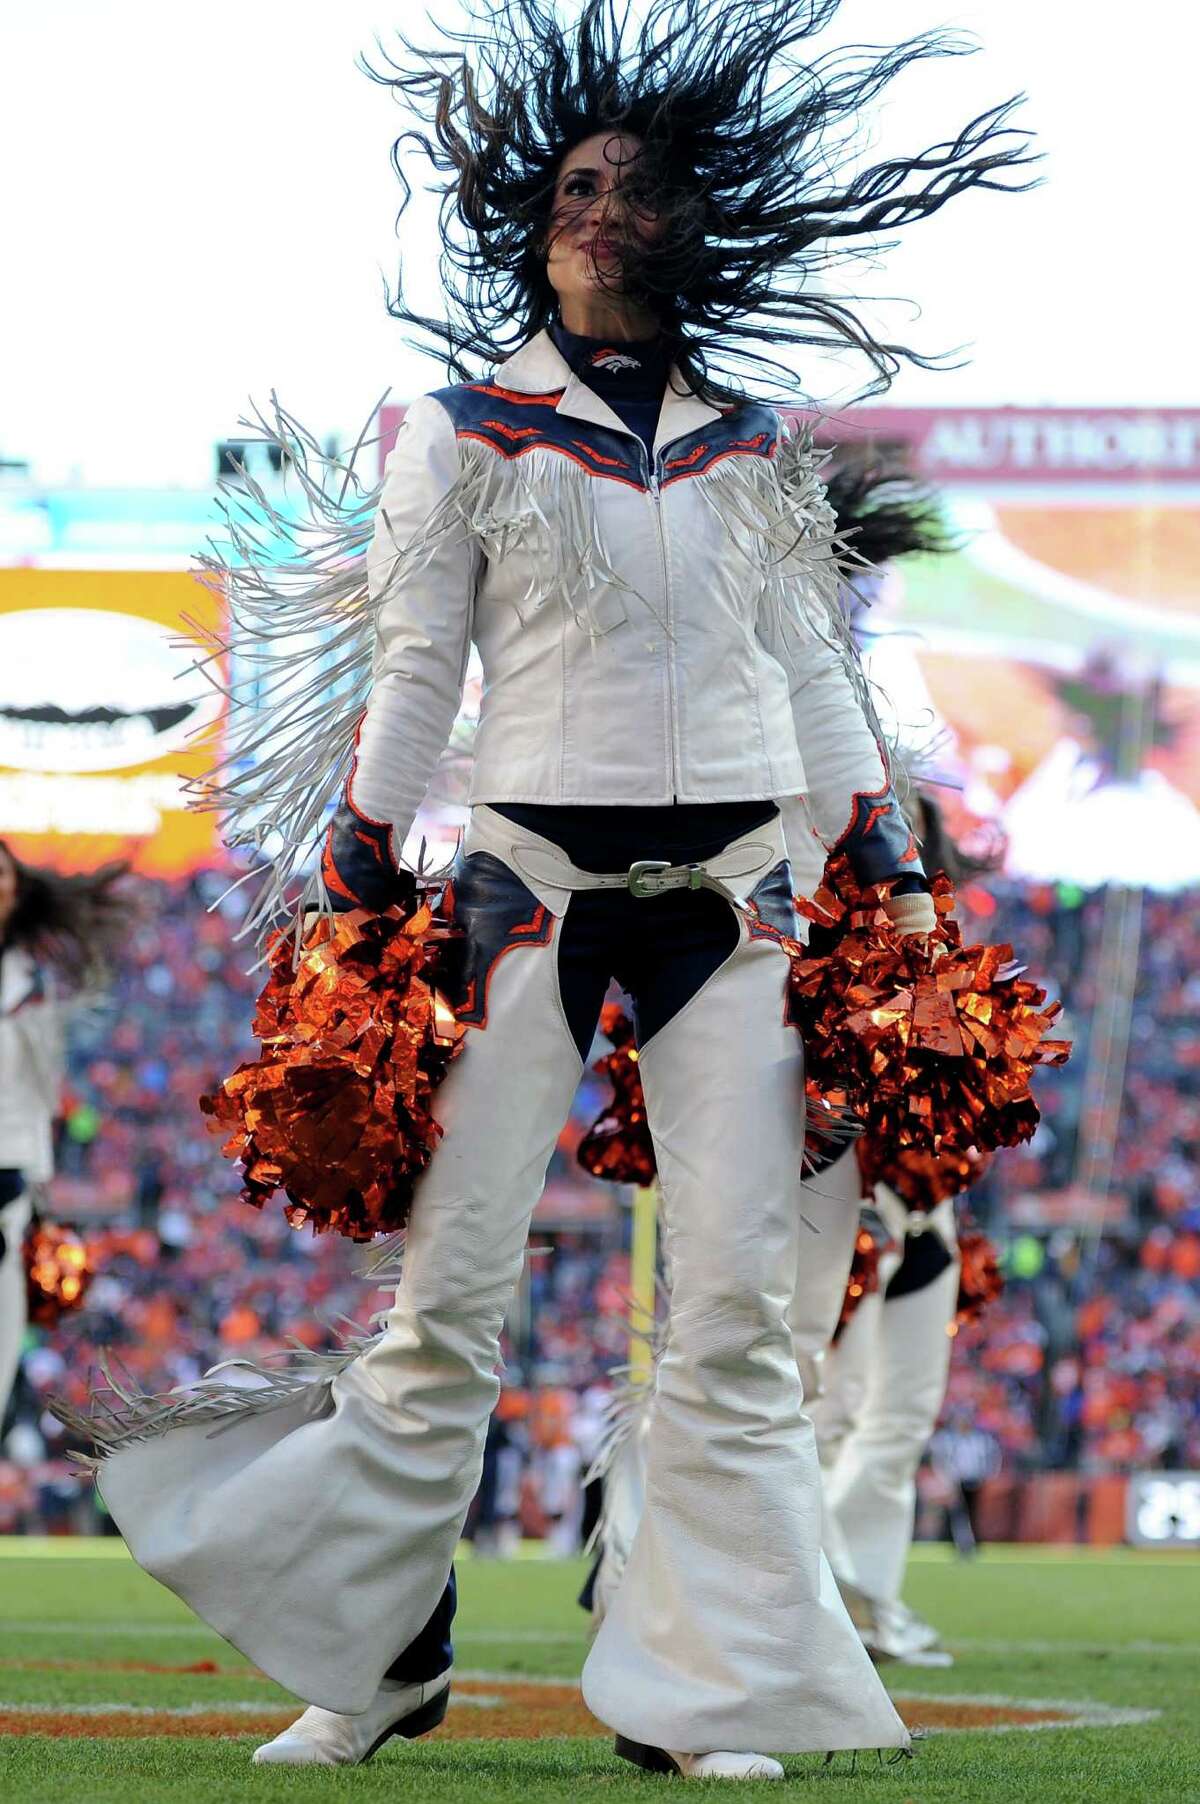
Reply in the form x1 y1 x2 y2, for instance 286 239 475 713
0 1540 1197 1803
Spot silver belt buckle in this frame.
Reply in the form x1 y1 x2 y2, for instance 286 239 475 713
627 859 671 898
627 860 705 898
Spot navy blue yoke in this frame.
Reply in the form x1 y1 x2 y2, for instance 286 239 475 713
427 377 779 490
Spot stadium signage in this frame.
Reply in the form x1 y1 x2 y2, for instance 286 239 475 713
804 407 1200 484
1126 1472 1200 1546
0 569 225 875
0 607 217 772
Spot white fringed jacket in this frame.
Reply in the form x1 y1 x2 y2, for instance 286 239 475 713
205 328 921 927
0 947 62 1184
343 330 916 902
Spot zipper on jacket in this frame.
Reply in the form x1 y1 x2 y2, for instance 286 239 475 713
640 445 680 801
570 410 691 803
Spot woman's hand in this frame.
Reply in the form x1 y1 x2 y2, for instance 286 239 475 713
881 888 938 938
301 868 420 941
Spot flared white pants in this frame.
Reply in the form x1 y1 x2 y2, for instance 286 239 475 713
97 809 905 1754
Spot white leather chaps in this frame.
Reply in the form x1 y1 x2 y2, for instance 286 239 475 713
97 808 906 1754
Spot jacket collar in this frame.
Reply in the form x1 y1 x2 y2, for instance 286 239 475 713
493 329 723 458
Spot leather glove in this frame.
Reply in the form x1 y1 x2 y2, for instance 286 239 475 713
320 796 418 916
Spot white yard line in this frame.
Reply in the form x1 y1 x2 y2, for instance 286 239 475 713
455 1669 576 1688
946 1637 1200 1656
0 1680 1163 1738
7 1624 1196 1656
453 1630 586 1643
0 1701 274 1717
0 1694 504 1715
895 1691 1161 1733
0 1623 209 1638
0 1622 587 1643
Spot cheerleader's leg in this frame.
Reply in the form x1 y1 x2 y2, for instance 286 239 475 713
822 1200 959 1608
587 1123 863 1636
95 848 601 1716
809 1243 896 1591
585 1162 873 1642
786 1148 864 1415
0 1190 32 1428
582 913 907 1756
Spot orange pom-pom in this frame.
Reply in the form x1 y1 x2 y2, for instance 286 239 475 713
25 1222 95 1328
200 901 465 1240
857 1140 993 1210
833 1227 889 1342
789 858 1070 1176
955 1223 1005 1326
577 1004 657 1186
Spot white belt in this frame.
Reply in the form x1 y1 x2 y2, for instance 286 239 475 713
464 805 783 917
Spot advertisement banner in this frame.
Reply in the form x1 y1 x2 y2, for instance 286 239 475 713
802 406 1200 487
0 568 225 875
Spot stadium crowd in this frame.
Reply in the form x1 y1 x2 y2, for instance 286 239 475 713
1 869 1197 1536
940 882 1200 1483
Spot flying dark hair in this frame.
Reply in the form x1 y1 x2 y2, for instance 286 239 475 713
0 841 128 986
364 0 1038 404
817 458 993 879
821 449 955 570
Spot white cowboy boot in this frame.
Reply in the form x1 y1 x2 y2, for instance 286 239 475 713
616 1737 784 1780
252 1667 451 1766
864 1602 953 1668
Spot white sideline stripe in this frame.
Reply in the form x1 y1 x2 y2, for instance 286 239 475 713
1 1624 206 1637
948 1638 1200 1656
0 1622 587 1644
898 1691 1161 1734
0 1695 505 1716
0 1537 564 1563
1 1540 1188 1567
0 1680 1163 1738
0 1702 297 1718
452 1630 586 1643
456 1669 577 1688
6 1624 1198 1657
905 1549 1199 1569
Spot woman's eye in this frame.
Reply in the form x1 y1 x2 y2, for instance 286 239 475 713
563 176 593 197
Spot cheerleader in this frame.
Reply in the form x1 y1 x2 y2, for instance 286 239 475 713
814 794 1003 1665
63 0 1033 1776
0 841 122 1428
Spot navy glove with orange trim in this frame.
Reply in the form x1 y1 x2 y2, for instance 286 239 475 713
320 794 418 916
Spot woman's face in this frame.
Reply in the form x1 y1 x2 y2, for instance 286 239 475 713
545 129 664 314
0 846 18 939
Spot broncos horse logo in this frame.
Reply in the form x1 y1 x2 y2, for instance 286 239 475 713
589 347 643 373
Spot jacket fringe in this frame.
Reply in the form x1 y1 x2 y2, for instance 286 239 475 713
186 393 397 947
186 399 661 948
52 1233 407 1469
582 1280 669 1569
696 420 893 785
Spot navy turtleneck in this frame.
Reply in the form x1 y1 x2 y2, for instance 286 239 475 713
549 319 668 470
